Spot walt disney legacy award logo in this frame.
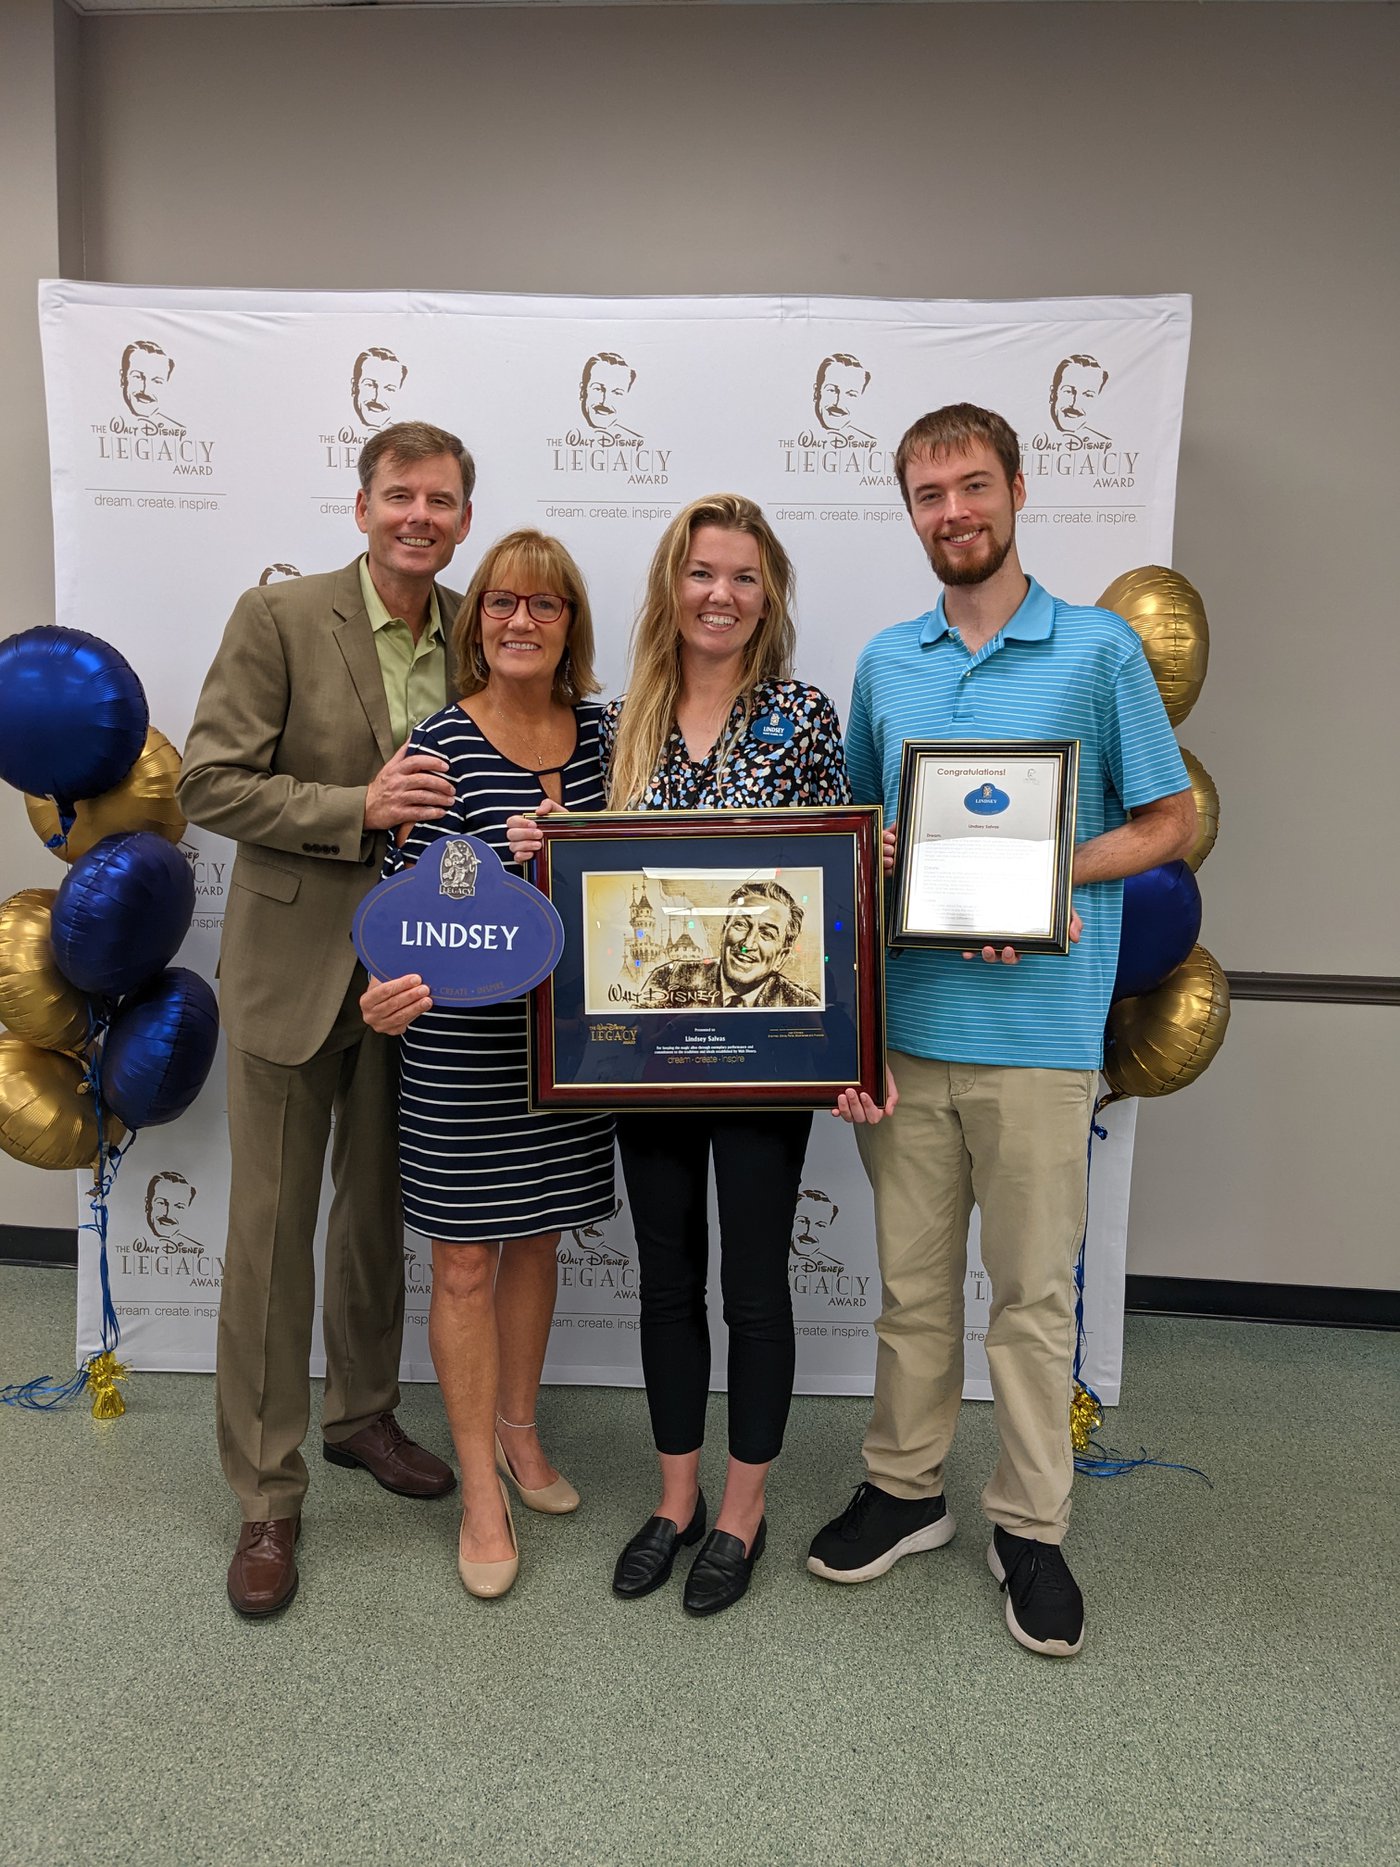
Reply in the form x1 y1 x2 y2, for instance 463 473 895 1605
544 351 673 505
788 1188 872 1309
778 353 898 491
403 1240 434 1301
90 340 217 491
556 1200 638 1302
180 837 228 937
118 341 184 434
115 1169 223 1297
1026 351 1139 491
322 345 409 467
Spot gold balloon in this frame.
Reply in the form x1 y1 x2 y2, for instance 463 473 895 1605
1098 566 1209 726
1103 944 1231 1103
24 724 185 863
1179 747 1220 871
0 889 93 1054
0 1034 125 1171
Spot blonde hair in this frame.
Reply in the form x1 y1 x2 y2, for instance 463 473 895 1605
451 530 600 707
607 495 796 808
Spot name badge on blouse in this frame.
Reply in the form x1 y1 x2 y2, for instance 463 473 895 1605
750 710 794 747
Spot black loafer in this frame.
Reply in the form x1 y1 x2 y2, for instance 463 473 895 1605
682 1518 767 1617
612 1491 707 1598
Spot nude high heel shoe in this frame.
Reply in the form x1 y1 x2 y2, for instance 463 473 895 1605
457 1478 519 1598
495 1431 580 1515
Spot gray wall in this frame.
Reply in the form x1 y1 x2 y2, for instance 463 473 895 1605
1 0 79 1226
3 2 1396 1283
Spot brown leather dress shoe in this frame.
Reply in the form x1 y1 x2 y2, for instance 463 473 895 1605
228 1517 300 1617
322 1411 457 1499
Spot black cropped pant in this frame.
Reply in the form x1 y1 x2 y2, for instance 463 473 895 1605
617 1109 813 1466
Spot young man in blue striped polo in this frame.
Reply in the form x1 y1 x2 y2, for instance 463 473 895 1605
812 404 1196 1655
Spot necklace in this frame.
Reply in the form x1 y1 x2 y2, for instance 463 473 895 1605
466 696 570 775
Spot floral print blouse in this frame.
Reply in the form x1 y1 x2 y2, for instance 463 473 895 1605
600 679 850 811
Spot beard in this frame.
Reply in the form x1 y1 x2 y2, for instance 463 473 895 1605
929 523 1015 587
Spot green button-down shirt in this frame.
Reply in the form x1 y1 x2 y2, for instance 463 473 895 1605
359 555 447 749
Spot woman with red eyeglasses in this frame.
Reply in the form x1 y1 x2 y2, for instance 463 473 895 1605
361 531 614 1600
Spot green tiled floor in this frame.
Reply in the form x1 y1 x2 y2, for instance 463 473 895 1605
2 1264 1395 1865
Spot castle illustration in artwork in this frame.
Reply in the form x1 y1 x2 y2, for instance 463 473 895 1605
618 883 711 987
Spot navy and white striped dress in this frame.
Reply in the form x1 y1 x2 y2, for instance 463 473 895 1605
388 702 615 1245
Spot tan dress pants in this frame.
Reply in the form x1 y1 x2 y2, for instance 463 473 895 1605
215 976 404 1521
856 1050 1096 1542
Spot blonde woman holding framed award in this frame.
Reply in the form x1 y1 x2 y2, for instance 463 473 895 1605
510 494 883 1617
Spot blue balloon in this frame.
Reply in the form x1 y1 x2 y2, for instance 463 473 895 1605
1112 860 1203 1003
50 832 195 998
100 967 219 1130
0 626 148 810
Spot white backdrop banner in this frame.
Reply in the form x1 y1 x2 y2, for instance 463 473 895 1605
41 283 1190 1404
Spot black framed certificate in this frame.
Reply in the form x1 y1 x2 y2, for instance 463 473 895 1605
890 740 1080 954
529 807 885 1110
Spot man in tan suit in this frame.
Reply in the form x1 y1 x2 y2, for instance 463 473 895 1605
179 420 474 1616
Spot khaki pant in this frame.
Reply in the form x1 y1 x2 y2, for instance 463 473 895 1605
856 1051 1096 1542
215 977 404 1521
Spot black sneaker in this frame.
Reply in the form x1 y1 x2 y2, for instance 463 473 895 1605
807 1481 956 1583
987 1526 1085 1656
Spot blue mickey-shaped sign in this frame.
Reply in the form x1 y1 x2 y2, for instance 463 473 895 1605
352 835 564 1006
964 782 1011 815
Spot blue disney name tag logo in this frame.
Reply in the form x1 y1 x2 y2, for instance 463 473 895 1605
352 835 564 1005
750 709 794 746
964 783 1010 815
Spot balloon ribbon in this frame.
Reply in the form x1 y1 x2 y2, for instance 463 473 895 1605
0 1011 131 1417
42 795 78 855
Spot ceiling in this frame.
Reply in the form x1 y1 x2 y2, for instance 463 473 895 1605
66 0 1265 14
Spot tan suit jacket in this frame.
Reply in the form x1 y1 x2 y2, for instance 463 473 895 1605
178 560 460 1067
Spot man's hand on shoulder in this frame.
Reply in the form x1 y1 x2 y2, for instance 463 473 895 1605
364 742 454 833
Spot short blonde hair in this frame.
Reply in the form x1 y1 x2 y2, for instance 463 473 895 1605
451 530 599 707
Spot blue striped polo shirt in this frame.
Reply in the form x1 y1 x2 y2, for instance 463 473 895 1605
848 576 1189 1070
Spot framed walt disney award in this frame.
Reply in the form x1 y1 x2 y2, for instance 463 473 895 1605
528 808 885 1110
890 740 1079 955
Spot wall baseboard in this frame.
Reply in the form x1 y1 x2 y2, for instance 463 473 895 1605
0 1226 79 1267
1125 1274 1398 1330
1 1227 1394 1329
